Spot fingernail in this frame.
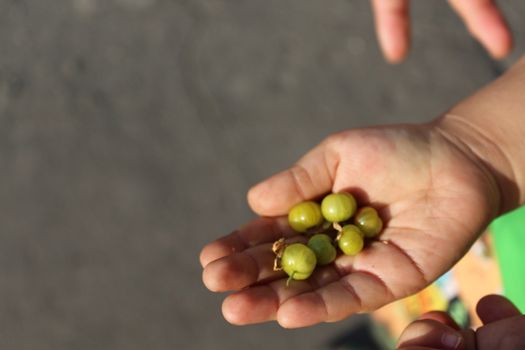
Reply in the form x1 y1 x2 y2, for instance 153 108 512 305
441 332 462 349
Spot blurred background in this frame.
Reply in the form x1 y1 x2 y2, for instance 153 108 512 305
1 0 524 349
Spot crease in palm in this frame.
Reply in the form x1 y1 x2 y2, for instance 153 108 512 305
201 125 498 328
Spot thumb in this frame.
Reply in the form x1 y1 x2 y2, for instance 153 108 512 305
247 135 341 216
476 294 521 324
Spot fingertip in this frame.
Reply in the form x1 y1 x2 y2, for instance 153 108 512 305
202 262 223 292
379 24 410 64
376 15 410 64
371 0 410 64
247 168 306 216
383 45 409 64
481 25 513 60
419 311 461 331
398 319 463 350
247 175 288 216
275 313 295 329
449 0 513 60
222 294 247 325
202 254 259 292
199 246 209 268
199 242 222 268
246 181 270 215
488 35 513 60
277 293 328 328
222 287 278 325
199 235 245 268
476 294 520 324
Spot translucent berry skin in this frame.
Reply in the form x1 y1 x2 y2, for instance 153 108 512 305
307 234 337 266
338 225 364 256
321 192 357 223
288 201 324 233
354 207 383 238
281 243 317 280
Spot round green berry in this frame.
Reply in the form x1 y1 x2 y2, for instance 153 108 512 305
281 243 317 281
354 207 383 238
321 192 357 223
307 234 337 266
338 225 364 256
288 201 324 233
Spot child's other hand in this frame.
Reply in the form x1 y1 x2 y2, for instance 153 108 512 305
200 123 500 328
371 0 513 63
397 294 525 350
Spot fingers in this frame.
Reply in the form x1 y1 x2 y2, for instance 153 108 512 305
460 329 477 350
220 238 427 327
279 233 433 326
203 242 284 292
476 315 525 349
397 319 465 350
247 136 340 216
419 311 461 331
199 216 294 268
370 0 410 64
476 294 521 324
448 0 512 59
276 239 427 327
201 220 306 292
221 264 342 325
371 0 512 62
202 234 310 292
276 269 392 327
399 295 523 350
222 269 390 327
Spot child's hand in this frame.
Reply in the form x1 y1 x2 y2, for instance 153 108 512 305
397 294 525 350
200 123 500 328
370 0 513 63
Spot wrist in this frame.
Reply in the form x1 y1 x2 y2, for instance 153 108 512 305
433 113 518 215
439 59 525 214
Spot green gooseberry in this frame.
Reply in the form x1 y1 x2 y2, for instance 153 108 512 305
281 243 317 284
338 225 364 256
307 234 337 266
354 206 383 238
288 201 324 233
321 192 357 223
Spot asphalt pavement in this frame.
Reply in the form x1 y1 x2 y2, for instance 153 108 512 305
0 1 524 349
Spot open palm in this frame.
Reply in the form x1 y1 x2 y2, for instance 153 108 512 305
200 123 500 328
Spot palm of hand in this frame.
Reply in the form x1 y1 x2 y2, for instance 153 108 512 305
200 125 499 328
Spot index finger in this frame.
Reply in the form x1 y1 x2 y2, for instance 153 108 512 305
199 216 295 268
371 0 410 63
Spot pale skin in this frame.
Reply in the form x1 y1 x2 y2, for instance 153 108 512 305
370 0 513 63
200 56 525 328
200 4 525 329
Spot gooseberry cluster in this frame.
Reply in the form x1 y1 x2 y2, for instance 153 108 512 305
272 192 383 285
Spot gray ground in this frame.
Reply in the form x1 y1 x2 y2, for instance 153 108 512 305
0 0 524 349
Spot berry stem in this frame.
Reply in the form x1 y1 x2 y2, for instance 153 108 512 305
273 257 282 271
272 238 286 257
286 271 296 287
333 223 344 242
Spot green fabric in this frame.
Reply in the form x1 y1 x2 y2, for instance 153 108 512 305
491 206 525 313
